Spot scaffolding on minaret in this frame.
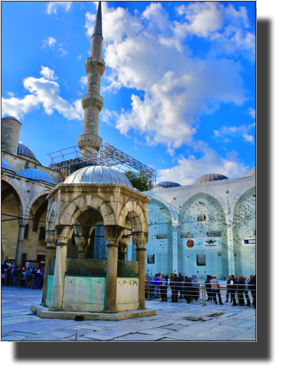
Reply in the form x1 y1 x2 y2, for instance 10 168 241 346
47 143 156 189
47 2 156 190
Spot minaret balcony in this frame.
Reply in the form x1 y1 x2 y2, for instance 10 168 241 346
82 93 104 111
85 57 105 76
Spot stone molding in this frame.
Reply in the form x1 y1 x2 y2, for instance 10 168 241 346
82 93 104 111
85 59 105 76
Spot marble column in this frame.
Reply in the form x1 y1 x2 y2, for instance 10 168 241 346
104 225 123 313
132 231 148 310
41 230 56 305
172 223 178 274
50 225 72 311
15 219 27 267
227 221 235 276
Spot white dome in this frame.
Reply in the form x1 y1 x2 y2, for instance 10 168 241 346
64 166 133 189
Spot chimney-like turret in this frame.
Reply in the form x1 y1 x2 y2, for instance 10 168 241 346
1 116 22 155
78 1 105 156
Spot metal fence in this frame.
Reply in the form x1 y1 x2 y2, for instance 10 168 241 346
145 280 256 307
1 271 44 289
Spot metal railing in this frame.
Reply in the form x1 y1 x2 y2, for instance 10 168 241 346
1 271 44 289
144 280 256 307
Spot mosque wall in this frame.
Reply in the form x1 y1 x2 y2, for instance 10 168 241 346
143 175 256 279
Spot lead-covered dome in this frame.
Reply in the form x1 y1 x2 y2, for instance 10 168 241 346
17 168 56 184
2 158 13 171
152 181 181 190
246 168 256 176
64 166 133 189
17 143 37 160
194 173 229 184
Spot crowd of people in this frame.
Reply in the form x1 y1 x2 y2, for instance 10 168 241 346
1 261 44 289
145 272 256 308
2 261 256 308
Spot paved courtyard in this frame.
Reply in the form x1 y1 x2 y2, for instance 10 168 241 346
1 287 256 341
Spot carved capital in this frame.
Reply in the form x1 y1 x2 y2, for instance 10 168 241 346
132 231 148 249
74 236 90 252
55 225 73 245
104 225 124 245
45 230 56 248
119 236 130 252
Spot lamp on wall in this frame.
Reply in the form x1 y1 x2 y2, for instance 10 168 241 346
187 232 191 238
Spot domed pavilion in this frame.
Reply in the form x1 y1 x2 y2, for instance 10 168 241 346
42 165 151 317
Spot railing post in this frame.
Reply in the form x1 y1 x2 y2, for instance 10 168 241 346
202 284 207 306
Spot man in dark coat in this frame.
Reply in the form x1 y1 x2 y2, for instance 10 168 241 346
230 275 238 306
184 276 192 304
177 272 184 299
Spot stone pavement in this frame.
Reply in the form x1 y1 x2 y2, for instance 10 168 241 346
1 287 256 341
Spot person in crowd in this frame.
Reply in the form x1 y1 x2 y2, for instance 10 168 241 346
191 275 200 301
160 274 167 301
25 269 32 289
242 276 251 306
154 273 160 298
145 273 151 300
211 275 223 305
205 275 213 301
249 274 256 309
171 274 179 302
184 276 192 304
170 272 175 302
229 274 237 306
237 275 245 305
177 272 184 299
225 276 231 302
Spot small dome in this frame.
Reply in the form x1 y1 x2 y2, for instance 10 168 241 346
246 168 256 177
64 166 133 189
17 168 56 184
2 158 13 171
194 173 229 184
152 181 181 190
17 143 37 160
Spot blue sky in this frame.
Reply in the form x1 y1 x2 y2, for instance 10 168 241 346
2 1 256 185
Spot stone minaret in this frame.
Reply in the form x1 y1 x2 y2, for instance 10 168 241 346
78 1 105 156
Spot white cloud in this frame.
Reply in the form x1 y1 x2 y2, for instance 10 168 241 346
46 2 72 15
247 107 256 118
84 2 252 151
40 66 58 80
214 123 255 144
100 108 119 126
79 76 88 89
158 142 249 185
77 54 82 59
42 37 68 56
2 67 83 121
174 2 255 60
42 36 57 48
6 91 14 97
58 46 68 57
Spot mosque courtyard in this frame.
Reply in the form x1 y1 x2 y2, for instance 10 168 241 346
1 287 255 341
